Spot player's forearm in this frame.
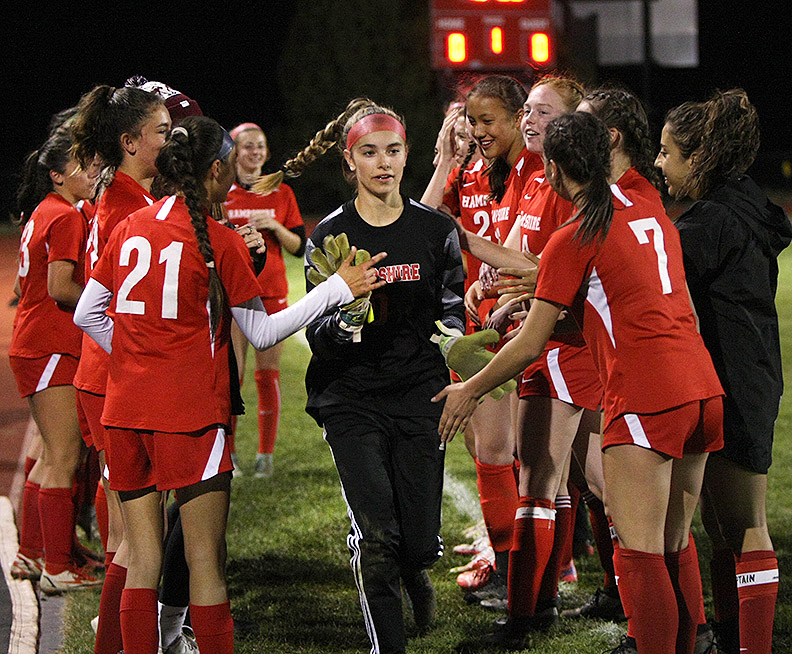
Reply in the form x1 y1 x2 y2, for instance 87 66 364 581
74 279 114 353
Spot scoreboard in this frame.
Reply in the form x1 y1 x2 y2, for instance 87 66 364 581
431 0 555 70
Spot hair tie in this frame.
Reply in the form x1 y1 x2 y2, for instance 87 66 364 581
206 261 216 269
346 113 406 150
171 126 189 140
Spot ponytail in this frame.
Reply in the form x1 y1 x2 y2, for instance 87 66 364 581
543 112 613 244
15 126 74 225
155 116 229 335
253 98 403 194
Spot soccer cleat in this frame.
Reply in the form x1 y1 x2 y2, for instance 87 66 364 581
606 634 638 653
90 615 99 634
561 587 625 621
403 570 436 631
694 623 719 654
457 561 492 590
230 453 243 477
40 565 102 595
482 608 559 648
254 453 274 478
452 533 491 557
479 596 508 611
163 626 199 654
559 558 578 583
10 552 44 581
464 572 507 604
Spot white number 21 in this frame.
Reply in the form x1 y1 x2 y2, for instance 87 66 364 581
628 218 672 295
116 237 184 319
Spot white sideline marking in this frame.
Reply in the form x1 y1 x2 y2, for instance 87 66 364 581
0 496 39 654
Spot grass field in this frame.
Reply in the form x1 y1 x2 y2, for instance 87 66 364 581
60 250 792 653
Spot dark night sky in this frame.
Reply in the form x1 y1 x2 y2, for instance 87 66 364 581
3 2 790 221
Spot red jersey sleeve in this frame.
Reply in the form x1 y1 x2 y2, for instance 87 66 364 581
534 223 593 308
46 210 87 265
209 221 264 307
442 168 461 217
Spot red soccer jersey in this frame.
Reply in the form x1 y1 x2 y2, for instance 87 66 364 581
92 196 263 433
534 180 723 428
10 193 87 359
490 148 543 245
516 170 575 256
74 172 155 395
224 182 304 299
443 159 492 289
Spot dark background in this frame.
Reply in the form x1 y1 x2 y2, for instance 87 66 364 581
3 1 790 223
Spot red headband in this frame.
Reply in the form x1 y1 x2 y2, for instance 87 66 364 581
230 122 263 141
346 113 406 150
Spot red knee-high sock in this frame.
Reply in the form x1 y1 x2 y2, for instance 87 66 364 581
583 491 617 589
618 548 678 654
710 548 739 625
18 480 43 559
736 550 778 654
24 456 36 479
537 494 572 607
190 601 234 654
95 481 109 553
120 588 159 654
255 369 281 455
39 487 75 573
95 562 127 654
475 459 519 556
508 497 555 618
686 533 707 627
228 416 237 453
665 544 705 654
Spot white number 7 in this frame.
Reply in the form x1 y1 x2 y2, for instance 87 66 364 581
628 217 672 295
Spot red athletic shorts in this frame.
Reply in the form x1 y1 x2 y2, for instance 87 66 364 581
9 354 78 398
78 389 106 453
106 425 233 492
603 396 724 458
519 344 602 411
262 296 288 315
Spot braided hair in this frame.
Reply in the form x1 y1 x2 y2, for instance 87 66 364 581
465 75 527 203
15 126 75 225
252 97 382 195
668 89 759 200
582 87 662 189
155 116 230 335
543 112 613 244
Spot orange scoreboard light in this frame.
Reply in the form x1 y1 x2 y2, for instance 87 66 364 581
431 0 555 70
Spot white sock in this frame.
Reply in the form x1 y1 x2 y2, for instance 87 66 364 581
159 602 188 648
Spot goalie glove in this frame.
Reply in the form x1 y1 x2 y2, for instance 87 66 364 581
338 296 374 343
307 233 371 286
430 320 517 400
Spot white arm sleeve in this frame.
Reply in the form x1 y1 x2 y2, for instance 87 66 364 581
231 272 354 350
74 278 114 354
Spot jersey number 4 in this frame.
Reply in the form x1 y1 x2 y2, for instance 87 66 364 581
116 236 184 319
628 218 672 294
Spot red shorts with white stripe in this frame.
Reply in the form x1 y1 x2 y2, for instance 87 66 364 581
603 396 724 458
261 296 288 315
78 389 106 452
105 424 233 492
518 343 602 411
9 354 78 398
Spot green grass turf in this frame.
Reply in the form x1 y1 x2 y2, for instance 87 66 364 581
60 250 792 653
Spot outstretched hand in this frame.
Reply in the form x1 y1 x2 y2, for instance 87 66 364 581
432 381 480 443
336 248 387 298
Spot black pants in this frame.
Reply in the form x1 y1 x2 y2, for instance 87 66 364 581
322 409 445 654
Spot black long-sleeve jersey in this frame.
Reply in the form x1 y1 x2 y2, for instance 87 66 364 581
304 195 466 423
